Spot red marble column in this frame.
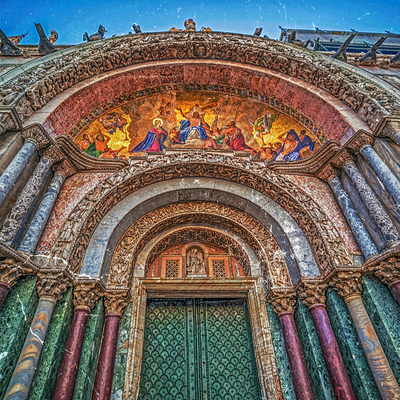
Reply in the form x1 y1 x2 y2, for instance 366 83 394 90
92 314 121 400
309 304 356 400
279 312 315 400
52 308 90 400
389 280 400 305
0 282 11 309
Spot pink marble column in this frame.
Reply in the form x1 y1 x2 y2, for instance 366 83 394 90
279 312 315 400
309 304 356 400
389 280 400 305
0 282 11 309
91 314 121 400
52 308 90 400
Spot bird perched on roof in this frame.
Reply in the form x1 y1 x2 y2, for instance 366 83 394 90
83 25 106 42
253 27 263 37
132 24 142 34
35 23 57 55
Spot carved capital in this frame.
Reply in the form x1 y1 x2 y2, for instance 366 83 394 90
0 258 33 287
53 160 76 178
330 271 363 300
21 124 50 149
41 145 64 164
37 272 69 301
368 255 400 286
331 149 355 169
104 294 129 315
297 280 328 308
73 283 102 311
347 131 375 152
317 164 340 182
267 290 297 315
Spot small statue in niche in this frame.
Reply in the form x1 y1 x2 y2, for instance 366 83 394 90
187 247 206 275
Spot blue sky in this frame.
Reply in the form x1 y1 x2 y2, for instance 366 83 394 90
1 0 400 45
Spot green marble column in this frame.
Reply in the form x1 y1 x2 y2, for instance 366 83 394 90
326 289 381 399
111 303 133 399
294 299 335 400
362 275 400 384
72 298 105 400
266 303 296 400
28 288 74 400
0 277 38 400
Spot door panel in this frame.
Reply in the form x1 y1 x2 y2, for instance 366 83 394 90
138 299 261 400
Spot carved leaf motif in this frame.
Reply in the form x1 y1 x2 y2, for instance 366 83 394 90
37 272 69 300
0 259 33 286
73 283 101 310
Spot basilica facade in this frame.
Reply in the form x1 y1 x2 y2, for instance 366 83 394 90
1 27 400 400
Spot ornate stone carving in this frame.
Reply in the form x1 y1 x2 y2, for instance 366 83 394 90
41 145 64 164
21 124 51 149
267 290 297 315
330 271 363 300
346 131 375 152
37 272 69 300
367 255 400 286
73 283 102 310
104 294 129 315
109 202 291 287
52 160 76 178
0 258 34 287
316 164 340 182
331 149 354 168
297 280 328 307
0 33 398 129
49 153 350 278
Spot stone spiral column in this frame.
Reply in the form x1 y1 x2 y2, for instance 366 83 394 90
331 271 400 400
92 294 129 400
18 161 75 254
343 158 400 246
0 126 50 210
269 291 315 400
3 272 69 400
0 145 64 246
319 165 378 259
0 258 34 309
360 144 400 206
297 280 356 400
52 284 101 400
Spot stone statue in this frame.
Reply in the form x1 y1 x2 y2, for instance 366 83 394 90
48 30 58 44
83 25 106 42
187 248 206 275
0 28 21 56
9 31 29 45
35 23 57 55
184 19 196 31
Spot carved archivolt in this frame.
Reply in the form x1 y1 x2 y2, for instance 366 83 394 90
49 153 351 276
1 32 399 133
109 202 291 289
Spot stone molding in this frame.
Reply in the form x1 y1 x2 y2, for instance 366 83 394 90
72 283 102 311
37 271 70 301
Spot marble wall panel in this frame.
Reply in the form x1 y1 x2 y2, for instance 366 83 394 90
282 175 360 254
28 288 74 400
36 172 111 253
0 277 38 399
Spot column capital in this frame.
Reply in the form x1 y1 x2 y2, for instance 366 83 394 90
21 124 51 150
104 293 130 316
329 271 363 301
331 149 355 169
37 272 70 301
73 283 102 311
267 289 297 315
41 145 64 164
316 164 340 182
0 258 34 287
53 160 76 178
368 254 400 286
297 280 328 308
347 131 375 152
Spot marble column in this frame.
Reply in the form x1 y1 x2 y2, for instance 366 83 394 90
332 272 400 400
298 281 356 400
0 282 10 309
0 141 36 210
360 144 400 205
328 176 377 258
269 291 314 400
372 260 400 306
3 273 68 400
92 295 128 400
53 285 100 400
343 161 400 246
389 281 400 305
18 171 66 254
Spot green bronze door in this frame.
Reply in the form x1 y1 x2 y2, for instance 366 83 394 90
138 298 262 400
